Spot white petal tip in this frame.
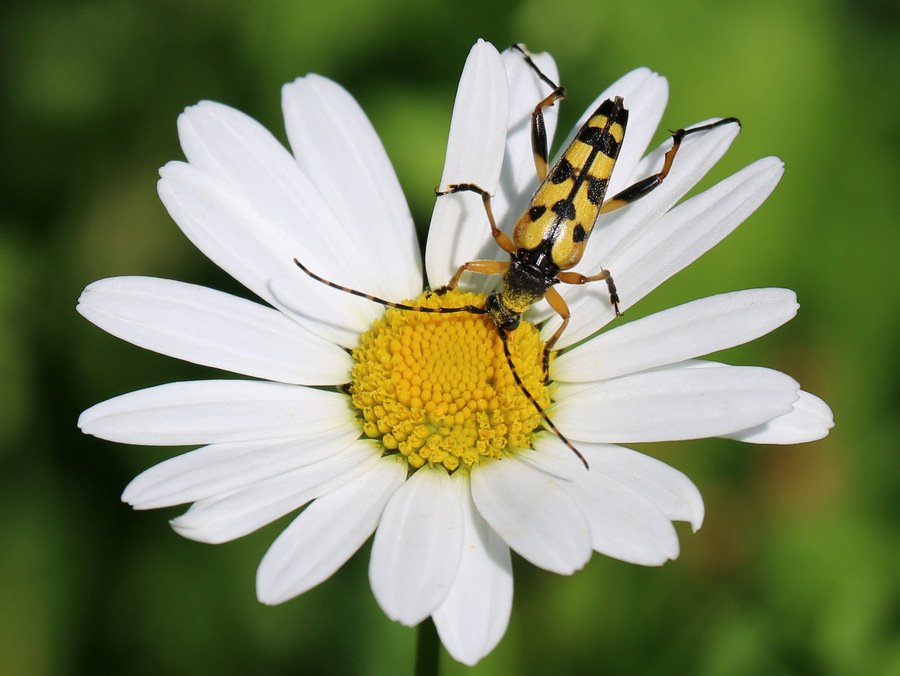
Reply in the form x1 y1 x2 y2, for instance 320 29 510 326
724 390 834 444
256 584 288 606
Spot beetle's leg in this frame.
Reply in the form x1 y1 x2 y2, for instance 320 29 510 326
434 183 514 290
511 43 566 182
445 260 510 291
557 269 619 315
436 183 517 255
541 270 619 377
599 117 741 215
540 286 571 379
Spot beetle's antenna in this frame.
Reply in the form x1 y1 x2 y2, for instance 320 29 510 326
498 330 589 470
294 259 486 315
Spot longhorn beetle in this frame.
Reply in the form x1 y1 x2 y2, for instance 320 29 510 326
295 44 741 469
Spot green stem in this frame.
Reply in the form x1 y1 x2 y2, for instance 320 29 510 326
414 618 440 676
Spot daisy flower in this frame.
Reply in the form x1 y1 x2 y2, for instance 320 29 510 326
78 39 834 666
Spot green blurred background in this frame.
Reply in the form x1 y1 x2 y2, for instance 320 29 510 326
2 0 897 673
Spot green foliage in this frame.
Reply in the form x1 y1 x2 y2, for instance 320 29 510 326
1 0 897 673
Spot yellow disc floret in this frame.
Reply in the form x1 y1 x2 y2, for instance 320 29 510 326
350 289 550 472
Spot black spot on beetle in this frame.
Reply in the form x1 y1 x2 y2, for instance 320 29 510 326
550 158 574 184
552 199 576 220
587 177 608 205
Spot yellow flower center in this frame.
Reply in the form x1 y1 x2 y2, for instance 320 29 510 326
350 289 550 472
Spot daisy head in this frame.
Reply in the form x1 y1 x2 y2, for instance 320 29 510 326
77 39 833 666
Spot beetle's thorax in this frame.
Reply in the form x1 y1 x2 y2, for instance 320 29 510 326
487 244 560 331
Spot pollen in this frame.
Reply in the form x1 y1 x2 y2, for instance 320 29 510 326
350 289 550 472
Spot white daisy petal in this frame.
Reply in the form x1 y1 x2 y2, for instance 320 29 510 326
78 276 352 385
369 466 465 626
426 39 510 292
568 475 681 565
123 427 361 510
170 441 378 544
433 472 513 667
471 455 592 575
257 456 406 605
533 437 703 530
586 445 704 532
553 288 799 382
157 161 287 309
176 100 373 284
177 99 298 183
554 365 800 443
282 74 422 300
550 156 785 347
157 161 379 348
623 155 785 296
521 439 684 564
491 46 560 232
724 390 835 444
78 380 354 446
175 101 375 286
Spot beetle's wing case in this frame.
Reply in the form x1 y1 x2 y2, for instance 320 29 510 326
512 97 628 271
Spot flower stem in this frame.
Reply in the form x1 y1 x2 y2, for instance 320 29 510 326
415 618 440 676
